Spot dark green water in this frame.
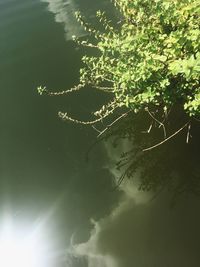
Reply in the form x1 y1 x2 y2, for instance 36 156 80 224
0 0 117 266
0 1 200 267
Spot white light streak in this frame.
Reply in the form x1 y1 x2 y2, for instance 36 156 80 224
0 221 49 267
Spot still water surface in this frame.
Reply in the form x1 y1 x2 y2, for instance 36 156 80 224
0 1 200 267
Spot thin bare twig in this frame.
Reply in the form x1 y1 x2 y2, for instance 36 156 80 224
97 110 132 138
162 106 172 123
85 111 132 162
186 123 191 144
91 125 101 133
145 107 167 139
141 121 153 134
143 121 189 152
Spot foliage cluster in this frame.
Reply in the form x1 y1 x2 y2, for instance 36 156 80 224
39 0 200 122
76 0 200 117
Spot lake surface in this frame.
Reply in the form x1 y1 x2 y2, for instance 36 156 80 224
0 1 200 267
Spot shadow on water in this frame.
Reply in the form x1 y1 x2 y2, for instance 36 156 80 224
71 109 200 267
92 107 200 203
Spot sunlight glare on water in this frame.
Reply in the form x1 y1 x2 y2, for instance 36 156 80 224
0 219 50 267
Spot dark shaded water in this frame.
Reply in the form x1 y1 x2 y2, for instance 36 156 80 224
0 1 200 267
0 0 117 265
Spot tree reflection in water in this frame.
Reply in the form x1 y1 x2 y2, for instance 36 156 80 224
91 107 200 202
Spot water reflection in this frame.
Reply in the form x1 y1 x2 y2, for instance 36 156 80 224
73 185 200 267
41 0 85 40
69 110 200 267
96 110 200 198
1 0 200 266
0 1 116 266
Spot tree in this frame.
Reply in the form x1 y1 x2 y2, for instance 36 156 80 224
38 0 200 196
39 0 200 120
